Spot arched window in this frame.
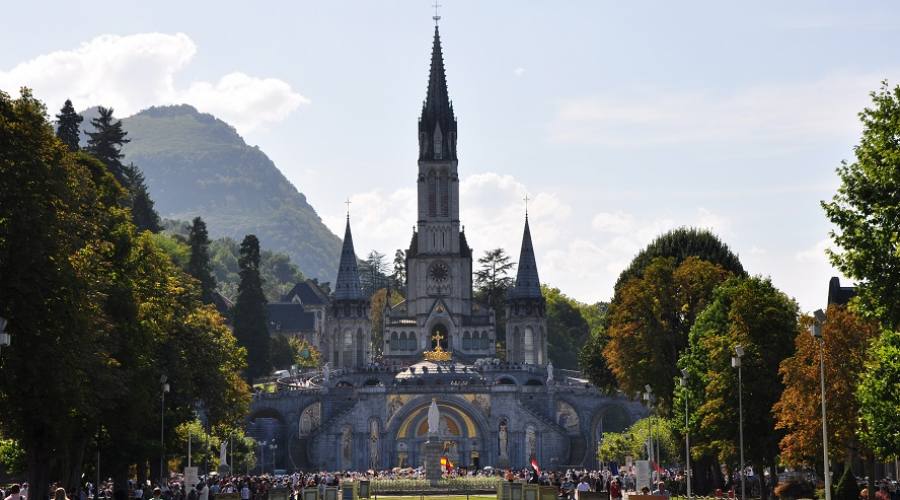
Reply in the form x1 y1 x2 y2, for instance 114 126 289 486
390 331 399 351
524 327 535 364
409 332 417 351
343 330 353 368
427 171 437 217
357 328 365 365
439 171 449 217
333 328 340 365
463 331 471 350
433 124 443 160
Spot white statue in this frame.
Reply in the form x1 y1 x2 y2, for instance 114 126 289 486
499 419 509 459
219 442 228 467
322 362 331 382
547 361 554 383
427 398 440 436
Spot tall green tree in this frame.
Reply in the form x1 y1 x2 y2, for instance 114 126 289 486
124 163 161 232
855 328 900 461
55 99 82 151
360 250 389 296
393 248 407 292
474 248 516 346
676 276 798 500
822 82 900 330
233 235 270 380
188 216 216 303
604 256 732 411
85 106 130 184
544 286 592 370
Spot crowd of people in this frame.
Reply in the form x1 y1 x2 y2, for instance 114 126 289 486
2 467 898 500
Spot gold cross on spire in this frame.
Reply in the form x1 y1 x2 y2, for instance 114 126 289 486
344 198 352 219
524 194 530 218
432 2 442 25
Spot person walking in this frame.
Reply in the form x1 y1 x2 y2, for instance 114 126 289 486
4 485 23 500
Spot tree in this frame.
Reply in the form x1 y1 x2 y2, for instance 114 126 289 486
579 328 617 391
822 82 900 330
233 235 270 380
604 256 732 411
188 217 217 303
393 248 407 292
856 328 900 460
360 250 389 297
370 288 404 361
85 106 130 184
124 163 161 232
474 248 516 347
597 417 677 465
676 276 798 500
55 99 82 151
615 228 745 291
544 286 592 370
773 305 879 468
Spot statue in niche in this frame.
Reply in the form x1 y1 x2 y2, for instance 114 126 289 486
498 419 509 459
341 426 352 465
547 361 554 384
525 426 537 460
369 420 379 469
323 362 331 382
427 398 440 436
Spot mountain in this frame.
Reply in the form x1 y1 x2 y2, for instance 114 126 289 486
88 104 342 282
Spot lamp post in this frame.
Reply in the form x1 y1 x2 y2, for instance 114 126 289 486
681 369 692 500
269 442 278 473
160 375 170 487
732 345 746 500
0 316 11 357
810 309 832 500
259 440 267 475
644 385 655 482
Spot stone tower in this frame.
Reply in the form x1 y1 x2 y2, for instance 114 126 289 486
328 216 371 368
505 216 548 365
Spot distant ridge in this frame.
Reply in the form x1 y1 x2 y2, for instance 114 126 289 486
82 104 341 282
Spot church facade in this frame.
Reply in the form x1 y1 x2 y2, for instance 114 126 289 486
248 23 644 472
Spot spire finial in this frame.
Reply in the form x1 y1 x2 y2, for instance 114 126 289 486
344 197 352 220
524 193 530 219
432 2 442 25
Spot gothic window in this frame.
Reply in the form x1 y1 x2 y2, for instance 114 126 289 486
427 171 437 217
463 331 471 350
433 124 443 160
332 328 340 365
524 326 535 364
390 331 398 351
357 328 365 365
343 330 353 368
480 332 489 350
409 332 417 351
439 171 449 216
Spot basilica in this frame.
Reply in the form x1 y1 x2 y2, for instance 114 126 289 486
247 22 644 472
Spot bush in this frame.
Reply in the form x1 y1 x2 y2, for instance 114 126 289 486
775 480 816 500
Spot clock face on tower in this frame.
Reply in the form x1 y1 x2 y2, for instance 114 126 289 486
429 262 450 283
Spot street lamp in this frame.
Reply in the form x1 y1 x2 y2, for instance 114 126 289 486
0 317 11 356
810 309 832 500
732 345 745 500
644 385 656 482
160 375 170 487
681 369 692 500
269 442 278 473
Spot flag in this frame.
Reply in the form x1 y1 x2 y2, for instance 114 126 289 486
530 455 541 476
440 455 454 471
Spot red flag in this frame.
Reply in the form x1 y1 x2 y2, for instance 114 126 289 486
530 455 541 476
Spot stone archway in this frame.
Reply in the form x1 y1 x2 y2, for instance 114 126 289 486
386 396 488 469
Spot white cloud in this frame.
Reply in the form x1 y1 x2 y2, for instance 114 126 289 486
513 67 525 77
0 33 308 134
549 71 900 147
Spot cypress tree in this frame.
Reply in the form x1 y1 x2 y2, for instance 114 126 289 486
55 99 83 151
85 106 129 184
187 216 216 303
123 163 161 233
232 235 270 380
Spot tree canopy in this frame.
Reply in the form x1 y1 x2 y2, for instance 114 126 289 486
54 99 82 152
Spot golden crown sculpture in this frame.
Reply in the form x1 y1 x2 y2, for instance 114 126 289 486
423 331 452 362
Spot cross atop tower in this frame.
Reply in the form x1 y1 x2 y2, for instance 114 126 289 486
432 2 442 25
524 194 530 219
345 198 352 220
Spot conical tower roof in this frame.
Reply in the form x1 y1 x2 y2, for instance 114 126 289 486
509 217 542 299
418 25 458 161
334 217 364 301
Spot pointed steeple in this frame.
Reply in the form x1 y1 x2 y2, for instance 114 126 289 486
509 216 542 299
334 217 364 301
419 25 458 161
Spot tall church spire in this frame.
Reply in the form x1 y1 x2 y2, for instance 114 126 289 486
334 217 364 301
419 25 458 161
509 217 542 299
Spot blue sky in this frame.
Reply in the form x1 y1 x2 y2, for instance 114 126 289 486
3 1 899 311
